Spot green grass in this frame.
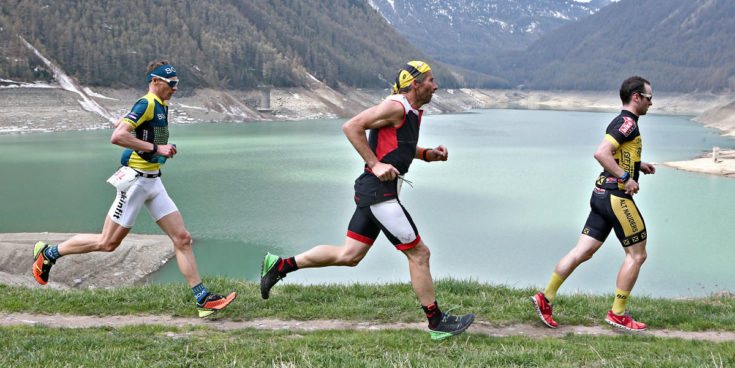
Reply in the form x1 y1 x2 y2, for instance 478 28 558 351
2 278 734 331
2 279 735 367
0 324 733 367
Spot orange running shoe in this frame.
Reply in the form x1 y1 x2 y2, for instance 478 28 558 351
531 292 558 328
605 310 647 331
32 241 55 285
196 291 237 318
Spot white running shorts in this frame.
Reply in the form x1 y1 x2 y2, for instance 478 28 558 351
107 175 178 228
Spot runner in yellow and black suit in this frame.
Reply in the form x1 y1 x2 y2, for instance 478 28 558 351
531 76 656 332
585 110 646 247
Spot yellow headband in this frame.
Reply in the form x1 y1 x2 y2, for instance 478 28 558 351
392 61 431 94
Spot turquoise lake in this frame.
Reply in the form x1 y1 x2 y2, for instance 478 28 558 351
2 109 734 298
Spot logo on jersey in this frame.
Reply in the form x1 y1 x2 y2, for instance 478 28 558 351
596 175 606 186
619 117 636 137
156 113 166 121
126 112 140 121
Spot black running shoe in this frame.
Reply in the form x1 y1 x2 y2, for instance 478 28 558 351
33 241 55 285
428 312 475 340
260 252 285 299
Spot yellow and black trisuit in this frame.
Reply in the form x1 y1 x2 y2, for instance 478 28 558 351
583 110 646 247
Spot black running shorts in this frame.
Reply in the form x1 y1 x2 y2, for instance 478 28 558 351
582 187 647 247
346 199 421 250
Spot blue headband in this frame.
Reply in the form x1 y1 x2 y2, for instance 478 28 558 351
147 64 177 82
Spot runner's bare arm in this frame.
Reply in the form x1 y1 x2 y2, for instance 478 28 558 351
113 114 126 128
415 145 448 161
342 100 405 181
110 122 177 158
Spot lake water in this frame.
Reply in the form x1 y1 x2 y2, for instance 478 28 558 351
2 109 734 298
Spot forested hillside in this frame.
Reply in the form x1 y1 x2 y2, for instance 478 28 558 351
2 0 733 93
0 0 463 89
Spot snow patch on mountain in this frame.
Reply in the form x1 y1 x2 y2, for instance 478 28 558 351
18 36 116 123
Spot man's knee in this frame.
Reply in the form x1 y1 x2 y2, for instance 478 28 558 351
98 240 122 252
405 242 430 265
629 249 647 265
573 235 602 262
338 250 365 267
577 248 596 262
171 231 192 249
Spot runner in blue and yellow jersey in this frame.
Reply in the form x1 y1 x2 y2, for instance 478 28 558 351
532 76 656 332
259 61 474 340
32 60 236 317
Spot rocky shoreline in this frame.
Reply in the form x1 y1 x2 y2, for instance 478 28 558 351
3 82 735 181
0 233 173 289
2 81 734 134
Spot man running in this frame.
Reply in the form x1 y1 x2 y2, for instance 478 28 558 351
33 60 236 317
532 76 655 331
260 61 474 340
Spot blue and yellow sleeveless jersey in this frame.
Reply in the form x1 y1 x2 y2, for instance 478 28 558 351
119 92 170 171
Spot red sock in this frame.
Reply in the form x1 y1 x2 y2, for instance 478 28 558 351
278 256 298 274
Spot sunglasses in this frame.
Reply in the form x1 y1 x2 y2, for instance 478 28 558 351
638 92 652 101
151 74 179 88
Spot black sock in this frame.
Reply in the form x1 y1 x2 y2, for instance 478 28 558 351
278 256 298 275
422 301 442 328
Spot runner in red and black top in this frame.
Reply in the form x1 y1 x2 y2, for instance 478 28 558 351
260 61 474 340
354 93 422 207
531 76 656 332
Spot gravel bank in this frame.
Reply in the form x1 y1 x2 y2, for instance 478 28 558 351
0 232 174 289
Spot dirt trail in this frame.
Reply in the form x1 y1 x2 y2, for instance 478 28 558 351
3 313 734 342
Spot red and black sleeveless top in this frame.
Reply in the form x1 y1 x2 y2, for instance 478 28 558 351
354 95 422 207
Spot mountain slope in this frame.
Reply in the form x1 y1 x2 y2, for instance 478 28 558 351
496 0 735 92
367 0 613 75
0 0 459 89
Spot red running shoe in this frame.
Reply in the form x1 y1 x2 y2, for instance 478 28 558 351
605 310 647 331
32 241 54 285
531 292 558 328
197 292 237 318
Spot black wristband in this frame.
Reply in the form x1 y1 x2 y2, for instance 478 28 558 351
151 143 158 154
618 172 630 183
422 148 430 161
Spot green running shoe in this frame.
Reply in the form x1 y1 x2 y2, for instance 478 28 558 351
260 252 285 299
428 312 475 340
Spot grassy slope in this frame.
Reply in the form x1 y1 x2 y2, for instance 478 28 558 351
2 278 734 330
2 278 734 367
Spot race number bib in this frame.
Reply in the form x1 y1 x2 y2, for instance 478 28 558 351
106 166 138 192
